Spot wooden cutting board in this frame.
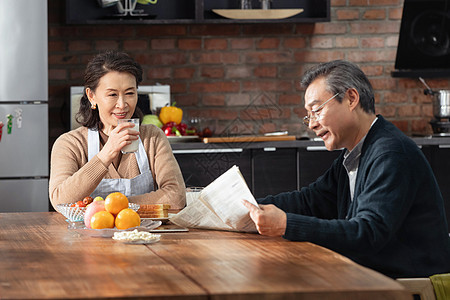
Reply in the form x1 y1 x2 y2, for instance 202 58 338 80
203 135 296 143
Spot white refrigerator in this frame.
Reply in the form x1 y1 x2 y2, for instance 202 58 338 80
0 0 49 212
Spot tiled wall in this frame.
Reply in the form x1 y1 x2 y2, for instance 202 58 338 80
48 0 450 149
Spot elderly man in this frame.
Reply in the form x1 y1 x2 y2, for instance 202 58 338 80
243 60 450 278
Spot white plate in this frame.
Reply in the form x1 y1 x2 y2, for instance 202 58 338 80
81 220 162 238
121 236 161 244
167 135 199 143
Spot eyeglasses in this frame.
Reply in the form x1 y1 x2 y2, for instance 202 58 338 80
303 92 340 126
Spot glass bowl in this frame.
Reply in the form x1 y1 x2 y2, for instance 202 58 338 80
56 204 86 222
56 202 140 223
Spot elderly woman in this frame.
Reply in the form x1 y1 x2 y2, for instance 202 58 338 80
49 50 185 209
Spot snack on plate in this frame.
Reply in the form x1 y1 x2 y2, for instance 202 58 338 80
113 229 160 243
138 204 170 218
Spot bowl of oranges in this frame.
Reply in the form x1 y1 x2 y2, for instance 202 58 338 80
56 193 140 225
81 192 160 238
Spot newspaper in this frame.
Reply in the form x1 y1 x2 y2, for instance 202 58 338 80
170 165 258 232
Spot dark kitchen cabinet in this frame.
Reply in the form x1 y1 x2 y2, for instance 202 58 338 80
66 0 330 24
420 145 450 232
298 146 341 187
174 146 298 197
174 148 252 189
251 148 297 198
173 144 339 198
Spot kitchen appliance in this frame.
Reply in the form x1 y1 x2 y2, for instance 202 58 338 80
0 0 49 212
70 85 170 130
420 78 450 135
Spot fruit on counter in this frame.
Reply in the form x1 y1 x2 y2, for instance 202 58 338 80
84 200 106 228
161 121 194 137
202 127 213 138
162 121 182 137
185 127 197 135
164 126 180 136
159 102 183 125
177 122 188 135
115 208 141 230
93 196 104 202
90 211 115 229
105 192 129 215
142 114 163 128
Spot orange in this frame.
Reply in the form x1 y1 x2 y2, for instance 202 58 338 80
115 208 141 230
90 211 115 229
105 192 129 215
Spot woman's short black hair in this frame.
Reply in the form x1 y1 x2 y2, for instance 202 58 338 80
76 50 143 130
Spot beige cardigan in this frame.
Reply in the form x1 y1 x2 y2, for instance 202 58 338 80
49 124 186 209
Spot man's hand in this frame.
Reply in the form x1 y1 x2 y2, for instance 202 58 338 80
242 200 287 237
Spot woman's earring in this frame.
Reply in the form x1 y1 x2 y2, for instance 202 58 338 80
91 103 97 110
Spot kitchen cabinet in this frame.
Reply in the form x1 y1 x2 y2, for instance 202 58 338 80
66 0 330 24
173 143 339 199
251 148 297 198
420 145 450 232
298 146 341 187
173 147 252 189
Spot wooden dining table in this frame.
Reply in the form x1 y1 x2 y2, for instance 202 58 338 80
0 212 410 300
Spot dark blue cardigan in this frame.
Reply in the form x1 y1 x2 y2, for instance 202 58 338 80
259 115 450 278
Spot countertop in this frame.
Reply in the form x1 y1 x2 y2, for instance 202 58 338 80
170 136 450 151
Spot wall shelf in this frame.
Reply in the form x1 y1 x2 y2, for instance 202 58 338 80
66 0 330 24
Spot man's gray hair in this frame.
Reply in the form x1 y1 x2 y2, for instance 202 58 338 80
300 60 375 114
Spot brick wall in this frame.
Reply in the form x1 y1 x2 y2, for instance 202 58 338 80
48 0 450 147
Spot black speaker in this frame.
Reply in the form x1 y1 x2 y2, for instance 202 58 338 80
393 0 450 77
